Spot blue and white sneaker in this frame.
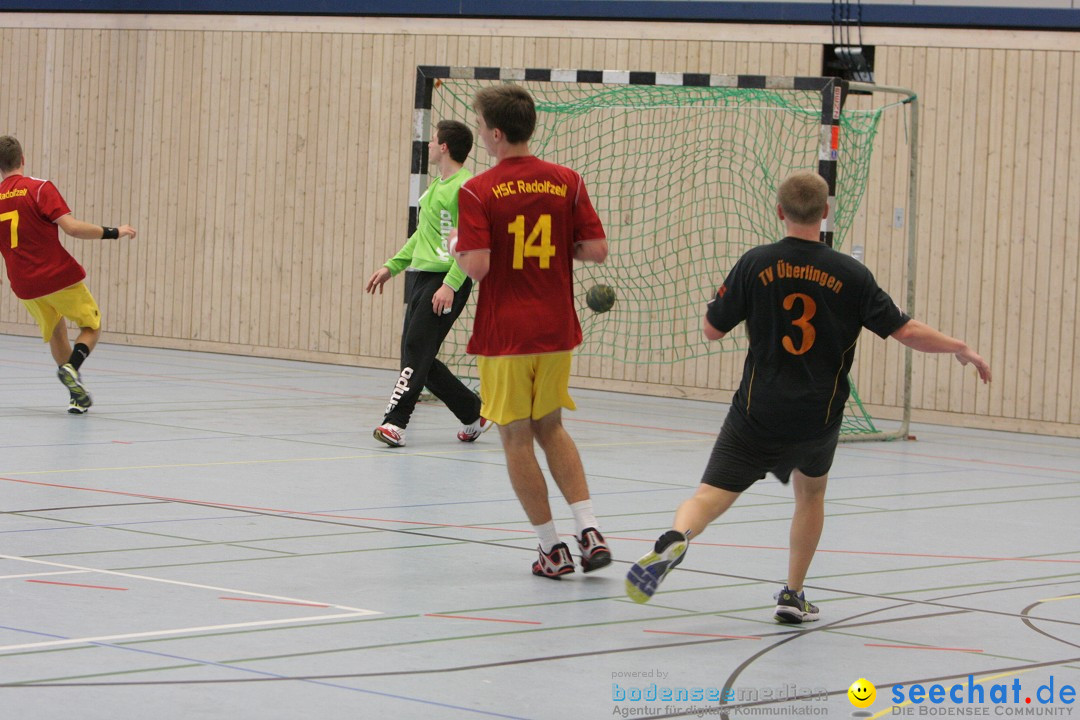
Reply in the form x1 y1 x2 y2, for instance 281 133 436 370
625 530 687 603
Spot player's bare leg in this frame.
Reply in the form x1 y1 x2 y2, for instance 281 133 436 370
47 319 71 365
74 325 100 354
499 417 580 577
531 410 588 505
674 483 741 539
531 409 612 573
786 470 828 592
498 418 552 525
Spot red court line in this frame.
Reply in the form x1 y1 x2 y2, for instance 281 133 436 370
425 613 541 625
26 579 128 591
866 643 983 653
644 629 760 640
219 596 330 608
111 440 133 445
4 475 1077 566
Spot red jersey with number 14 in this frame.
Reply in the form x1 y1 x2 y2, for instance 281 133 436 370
457 155 605 356
0 174 83 300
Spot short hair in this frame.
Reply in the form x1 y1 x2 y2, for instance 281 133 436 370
0 136 24 173
435 120 473 164
472 85 536 144
777 171 829 225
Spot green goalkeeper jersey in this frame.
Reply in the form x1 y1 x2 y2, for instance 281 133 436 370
384 167 472 291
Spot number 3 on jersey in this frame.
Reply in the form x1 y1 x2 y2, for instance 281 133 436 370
782 292 817 355
509 214 554 269
1 210 18 248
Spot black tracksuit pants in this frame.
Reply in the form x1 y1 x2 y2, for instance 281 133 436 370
382 270 481 429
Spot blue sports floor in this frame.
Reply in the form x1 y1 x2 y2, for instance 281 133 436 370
1 334 1078 719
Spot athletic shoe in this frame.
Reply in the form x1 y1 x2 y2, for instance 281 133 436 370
773 587 820 624
373 423 406 447
577 527 612 572
457 416 494 442
625 530 687 603
67 397 90 415
532 542 575 579
57 363 92 410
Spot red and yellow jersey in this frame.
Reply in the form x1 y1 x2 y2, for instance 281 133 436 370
457 155 605 356
0 174 84 299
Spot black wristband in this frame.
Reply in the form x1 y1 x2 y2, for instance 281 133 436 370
101 226 120 239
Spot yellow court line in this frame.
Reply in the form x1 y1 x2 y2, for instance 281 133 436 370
868 669 1037 719
1039 594 1080 602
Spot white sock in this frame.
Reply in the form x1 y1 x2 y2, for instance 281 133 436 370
569 499 598 537
533 521 560 553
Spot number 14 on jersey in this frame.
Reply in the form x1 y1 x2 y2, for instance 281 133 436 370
509 214 555 269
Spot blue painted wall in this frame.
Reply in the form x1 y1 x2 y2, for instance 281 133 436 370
5 1 1078 30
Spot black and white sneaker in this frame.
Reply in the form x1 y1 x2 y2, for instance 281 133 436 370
773 587 820 624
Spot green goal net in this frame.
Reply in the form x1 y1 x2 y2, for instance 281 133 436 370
414 70 888 437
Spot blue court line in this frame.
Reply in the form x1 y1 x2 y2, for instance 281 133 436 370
0 623 532 719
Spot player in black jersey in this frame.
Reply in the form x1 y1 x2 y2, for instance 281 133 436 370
626 171 991 622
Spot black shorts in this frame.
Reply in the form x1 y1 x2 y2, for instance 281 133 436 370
700 413 841 493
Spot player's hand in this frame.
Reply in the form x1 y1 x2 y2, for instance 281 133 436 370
955 347 991 384
432 284 454 315
118 225 137 239
365 267 392 294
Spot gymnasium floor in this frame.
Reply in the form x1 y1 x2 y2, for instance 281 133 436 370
1 333 1077 719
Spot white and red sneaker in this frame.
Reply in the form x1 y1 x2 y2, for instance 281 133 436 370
373 423 406 448
577 527 612 572
457 416 494 442
532 542 575 579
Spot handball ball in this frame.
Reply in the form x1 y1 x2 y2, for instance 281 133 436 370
585 284 616 313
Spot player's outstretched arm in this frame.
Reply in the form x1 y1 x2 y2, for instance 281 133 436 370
890 319 991 383
57 215 136 240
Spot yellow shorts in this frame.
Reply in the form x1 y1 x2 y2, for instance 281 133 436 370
476 351 577 426
21 283 101 342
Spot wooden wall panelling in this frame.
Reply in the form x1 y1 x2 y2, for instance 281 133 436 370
1030 51 1056 422
970 48 994 419
1062 54 1080 425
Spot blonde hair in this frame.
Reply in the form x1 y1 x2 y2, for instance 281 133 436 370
777 171 828 225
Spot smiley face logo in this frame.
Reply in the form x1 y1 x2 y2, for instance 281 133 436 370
848 678 876 708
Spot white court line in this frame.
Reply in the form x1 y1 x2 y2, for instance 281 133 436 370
0 570 88 580
0 554 379 614
0 613 374 653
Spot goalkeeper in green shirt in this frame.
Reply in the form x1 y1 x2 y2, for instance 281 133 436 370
365 120 492 448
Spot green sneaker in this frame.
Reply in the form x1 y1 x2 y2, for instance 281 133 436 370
57 363 92 411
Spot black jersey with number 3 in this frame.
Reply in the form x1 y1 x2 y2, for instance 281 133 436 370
706 237 910 441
